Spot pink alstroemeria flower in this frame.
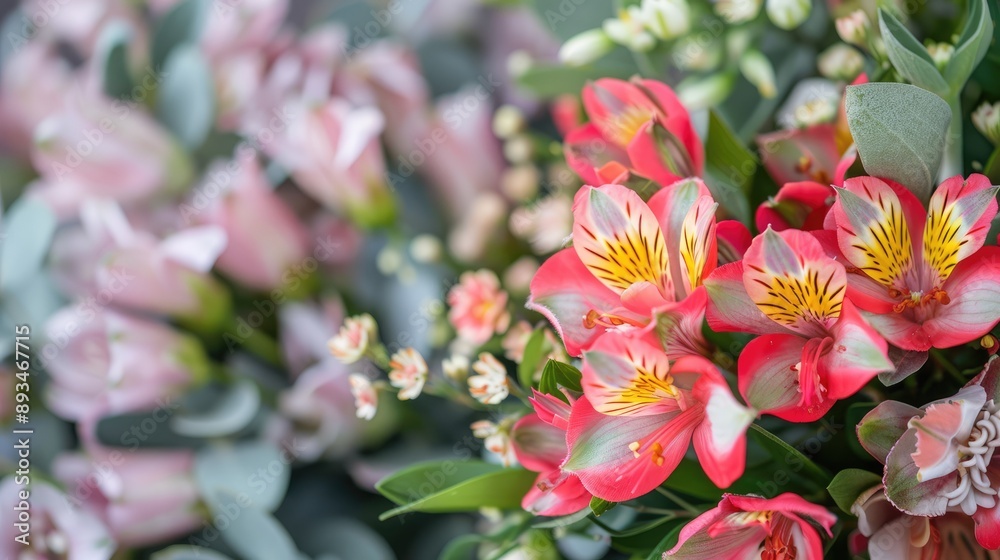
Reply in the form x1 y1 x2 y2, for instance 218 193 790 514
561 332 755 501
830 174 1000 351
564 78 704 187
447 269 511 345
706 227 893 422
755 180 836 233
511 391 592 516
665 493 837 559
859 357 1000 550
529 180 729 358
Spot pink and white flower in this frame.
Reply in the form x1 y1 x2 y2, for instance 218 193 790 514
472 419 518 467
469 353 510 405
328 314 378 364
389 348 428 401
448 270 512 345
665 493 837 559
349 373 378 421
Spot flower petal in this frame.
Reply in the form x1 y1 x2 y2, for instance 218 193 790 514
564 123 629 186
705 261 789 335
908 385 986 483
528 248 644 356
563 396 700 502
647 178 714 297
512 413 569 473
756 124 841 186
883 428 954 517
692 371 753 488
649 286 713 359
974 504 1000 550
522 471 591 516
755 181 835 233
922 174 999 286
833 176 925 291
743 228 846 336
924 246 1000 349
738 334 815 421
573 184 673 298
581 332 684 417
823 299 892 400
857 400 922 464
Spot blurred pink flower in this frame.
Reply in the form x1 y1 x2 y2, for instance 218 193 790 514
448 270 511 345
50 201 229 326
509 194 574 255
21 0 146 56
388 348 427 400
279 298 345 376
193 156 311 291
30 92 193 218
54 447 202 548
43 308 210 422
0 40 72 160
267 98 395 227
200 0 289 61
276 360 361 459
0 478 115 560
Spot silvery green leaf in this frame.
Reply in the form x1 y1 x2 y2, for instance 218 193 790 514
944 0 994 91
157 45 214 148
298 519 395 560
194 442 290 512
210 494 304 560
96 22 135 100
0 198 56 291
152 546 233 560
878 9 949 96
845 82 951 202
171 379 261 438
151 0 206 69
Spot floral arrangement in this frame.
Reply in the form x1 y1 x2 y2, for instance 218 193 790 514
1 0 1000 559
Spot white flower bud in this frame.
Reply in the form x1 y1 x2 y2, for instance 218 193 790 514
973 102 1000 146
766 0 811 30
492 105 526 139
836 10 870 47
640 0 691 40
715 0 762 24
558 29 615 66
603 8 655 52
926 42 954 72
818 43 864 81
739 50 777 98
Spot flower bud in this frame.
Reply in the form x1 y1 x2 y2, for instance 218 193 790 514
468 353 510 405
501 165 541 201
558 29 615 66
443 354 471 382
818 44 865 81
766 0 811 29
926 41 954 72
973 102 1000 146
739 50 777 98
836 10 871 47
677 73 736 110
715 0 762 24
389 348 428 400
791 99 837 128
409 234 443 263
640 0 691 40
492 105 526 139
603 8 656 53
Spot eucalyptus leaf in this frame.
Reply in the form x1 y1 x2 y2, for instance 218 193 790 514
944 0 994 91
211 494 304 560
827 468 882 514
518 328 547 390
151 0 206 69
96 22 135 101
844 82 951 202
378 467 537 520
878 9 949 95
0 198 56 291
194 442 290 512
152 546 234 560
156 45 214 148
171 379 261 438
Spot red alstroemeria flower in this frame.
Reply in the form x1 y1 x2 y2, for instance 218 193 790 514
755 180 837 233
830 174 1000 351
665 493 837 559
705 228 893 422
564 78 704 186
511 391 592 516
560 332 755 501
528 181 734 358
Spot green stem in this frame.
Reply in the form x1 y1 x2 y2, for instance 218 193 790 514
941 96 964 180
930 348 964 383
654 487 701 516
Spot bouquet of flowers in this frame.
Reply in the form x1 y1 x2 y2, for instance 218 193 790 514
1 0 1000 558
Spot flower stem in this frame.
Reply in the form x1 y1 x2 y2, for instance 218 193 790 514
941 96 965 181
655 487 701 516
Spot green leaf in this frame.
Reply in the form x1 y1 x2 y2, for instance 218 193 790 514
844 82 951 202
645 521 685 560
152 546 234 560
375 460 502 506
518 328 547 390
97 22 135 101
827 468 882 514
529 0 614 41
704 110 756 224
538 360 583 403
377 466 537 520
748 424 831 486
211 494 302 560
151 0 206 69
984 146 1000 183
944 0 994 91
0 198 56 291
194 442 289 512
878 9 949 95
589 496 617 517
157 45 215 148
170 379 261 438
611 517 685 554
439 535 484 560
